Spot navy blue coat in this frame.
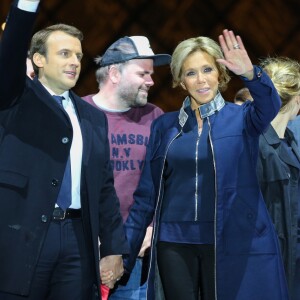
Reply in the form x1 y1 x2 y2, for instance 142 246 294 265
124 68 289 299
0 5 128 296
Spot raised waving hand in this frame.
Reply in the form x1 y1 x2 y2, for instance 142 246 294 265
217 29 254 80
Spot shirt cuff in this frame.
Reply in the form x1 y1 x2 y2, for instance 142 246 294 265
17 0 39 12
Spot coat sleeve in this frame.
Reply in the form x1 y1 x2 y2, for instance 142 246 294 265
0 4 37 108
98 114 129 257
123 120 158 272
243 66 281 136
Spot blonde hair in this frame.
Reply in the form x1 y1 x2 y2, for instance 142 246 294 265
170 36 230 91
260 56 300 112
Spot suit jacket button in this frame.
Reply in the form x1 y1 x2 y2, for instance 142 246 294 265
51 179 59 186
62 137 69 144
41 215 48 223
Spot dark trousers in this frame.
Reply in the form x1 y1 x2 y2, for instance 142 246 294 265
0 219 96 300
157 242 215 300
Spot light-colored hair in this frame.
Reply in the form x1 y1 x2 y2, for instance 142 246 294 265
170 36 231 91
29 24 83 74
94 56 129 88
260 56 300 112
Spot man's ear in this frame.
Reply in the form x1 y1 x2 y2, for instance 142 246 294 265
32 53 44 68
108 65 121 84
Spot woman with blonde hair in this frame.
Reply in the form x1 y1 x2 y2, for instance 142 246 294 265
124 30 288 299
257 56 300 300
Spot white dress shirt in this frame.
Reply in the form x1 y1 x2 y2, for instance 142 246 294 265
42 89 83 209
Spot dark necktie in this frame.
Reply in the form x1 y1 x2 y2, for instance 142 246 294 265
53 95 72 210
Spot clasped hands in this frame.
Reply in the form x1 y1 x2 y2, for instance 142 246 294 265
100 255 124 289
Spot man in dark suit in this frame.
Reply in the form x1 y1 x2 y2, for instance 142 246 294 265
0 1 128 299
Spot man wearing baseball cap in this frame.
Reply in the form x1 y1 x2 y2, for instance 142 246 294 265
82 36 171 299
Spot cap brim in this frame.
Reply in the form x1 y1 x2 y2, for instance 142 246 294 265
152 54 172 66
135 54 171 66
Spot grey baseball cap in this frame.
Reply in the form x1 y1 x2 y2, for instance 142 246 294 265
98 36 171 67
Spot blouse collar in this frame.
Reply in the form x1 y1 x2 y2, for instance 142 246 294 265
178 92 226 127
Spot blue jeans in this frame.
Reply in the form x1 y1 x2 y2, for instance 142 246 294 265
109 258 147 300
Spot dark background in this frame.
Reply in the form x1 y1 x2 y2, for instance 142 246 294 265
1 0 300 112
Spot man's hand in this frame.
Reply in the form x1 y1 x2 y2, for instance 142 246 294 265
138 226 153 257
100 255 124 289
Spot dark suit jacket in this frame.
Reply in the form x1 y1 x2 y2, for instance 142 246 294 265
0 5 128 296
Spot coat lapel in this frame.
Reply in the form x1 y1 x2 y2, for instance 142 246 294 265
264 125 300 169
30 77 71 125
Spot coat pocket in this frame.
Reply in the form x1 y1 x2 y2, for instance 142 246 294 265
0 169 28 189
221 187 277 255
